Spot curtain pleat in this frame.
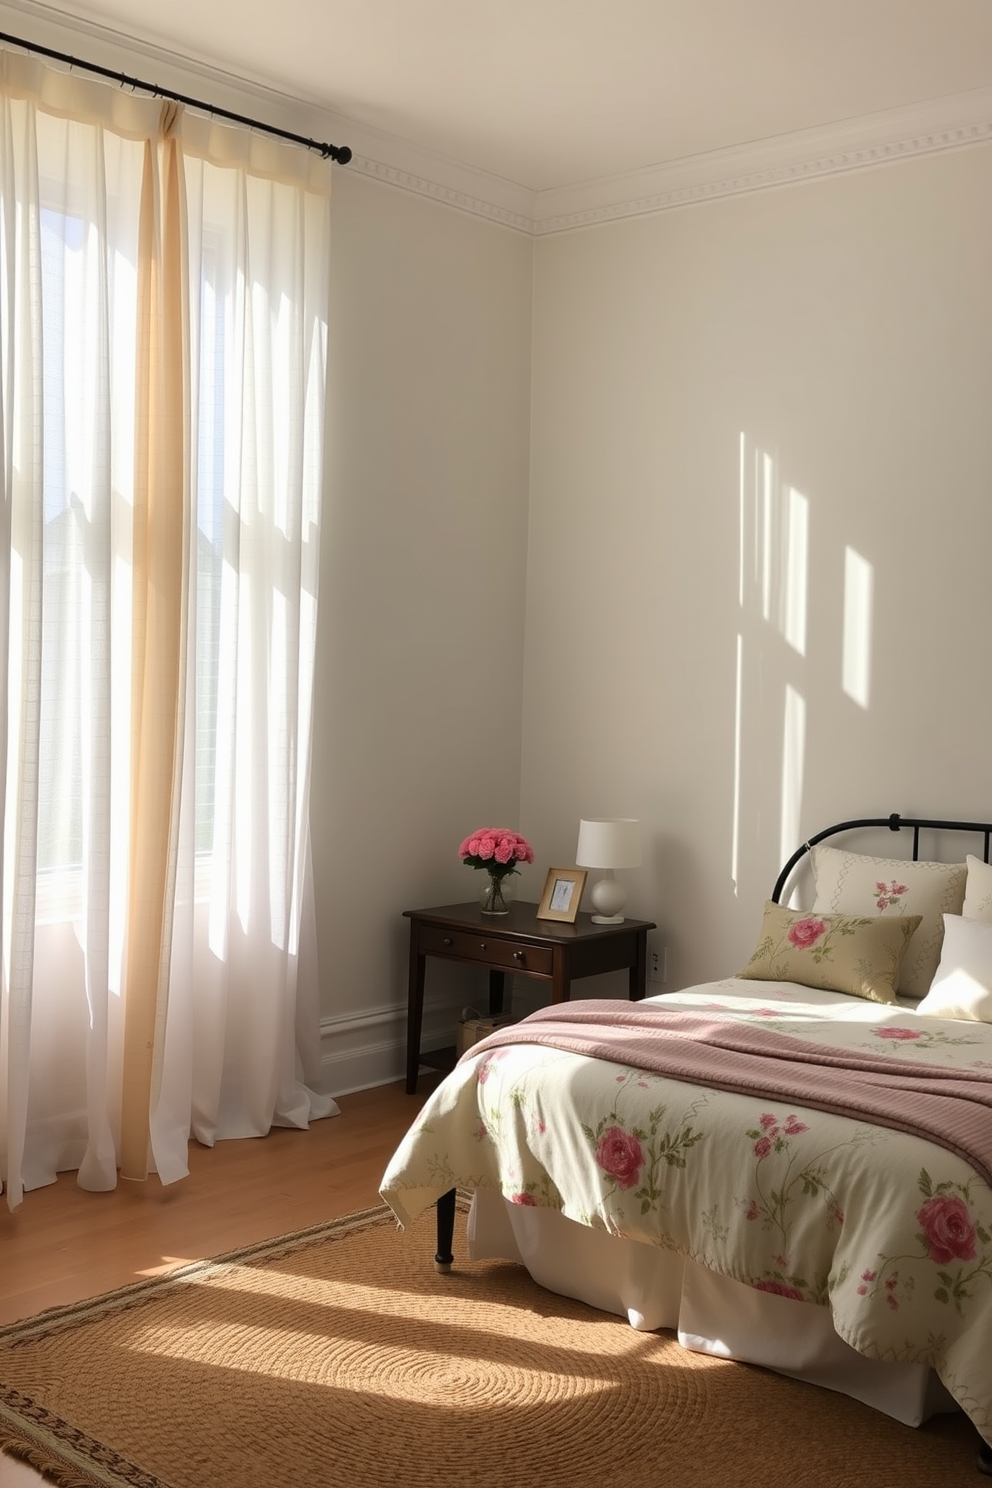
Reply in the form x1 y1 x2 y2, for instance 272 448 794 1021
0 85 44 1209
0 55 336 1210
120 127 189 1181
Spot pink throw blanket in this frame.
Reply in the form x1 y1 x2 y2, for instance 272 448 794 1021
466 999 992 1189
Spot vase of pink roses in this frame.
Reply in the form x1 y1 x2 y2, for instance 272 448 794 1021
459 827 535 914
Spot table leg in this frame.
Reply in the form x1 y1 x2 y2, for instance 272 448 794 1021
406 942 427 1094
629 928 648 1000
488 969 505 1017
550 947 570 1003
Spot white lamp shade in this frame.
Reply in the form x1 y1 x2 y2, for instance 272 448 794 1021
576 818 641 869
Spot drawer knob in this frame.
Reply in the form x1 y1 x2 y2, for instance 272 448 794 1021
443 937 453 946
513 951 523 961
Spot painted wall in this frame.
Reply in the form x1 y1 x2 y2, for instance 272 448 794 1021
314 171 535 1087
523 146 992 997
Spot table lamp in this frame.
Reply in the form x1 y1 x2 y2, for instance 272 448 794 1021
576 818 641 923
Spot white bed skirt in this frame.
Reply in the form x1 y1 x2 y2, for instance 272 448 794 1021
467 1190 957 1428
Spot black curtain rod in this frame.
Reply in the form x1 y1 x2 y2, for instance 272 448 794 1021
0 30 352 163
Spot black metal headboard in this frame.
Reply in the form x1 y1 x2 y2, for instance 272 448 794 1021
771 813 992 904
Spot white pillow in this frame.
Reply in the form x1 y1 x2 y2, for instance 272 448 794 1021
810 845 967 999
916 914 992 1022
963 854 992 922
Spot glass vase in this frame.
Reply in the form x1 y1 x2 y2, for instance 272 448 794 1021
479 872 516 915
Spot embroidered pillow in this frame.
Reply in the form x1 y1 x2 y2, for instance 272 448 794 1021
738 901 922 1005
916 914 992 1022
963 855 992 922
810 846 966 998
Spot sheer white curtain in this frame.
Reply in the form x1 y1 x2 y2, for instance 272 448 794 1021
0 54 337 1210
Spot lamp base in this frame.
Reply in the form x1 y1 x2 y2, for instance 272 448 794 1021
587 872 627 923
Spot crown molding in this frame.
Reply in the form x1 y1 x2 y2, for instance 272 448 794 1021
1 0 990 238
529 86 992 235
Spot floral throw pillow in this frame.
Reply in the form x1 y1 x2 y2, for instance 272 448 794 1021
810 846 967 999
738 901 922 1004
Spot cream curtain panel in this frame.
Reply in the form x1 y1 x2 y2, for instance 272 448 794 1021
0 53 337 1210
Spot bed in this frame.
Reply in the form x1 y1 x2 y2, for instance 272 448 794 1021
379 813 992 1461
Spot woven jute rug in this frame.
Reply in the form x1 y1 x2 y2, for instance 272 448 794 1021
0 1200 983 1488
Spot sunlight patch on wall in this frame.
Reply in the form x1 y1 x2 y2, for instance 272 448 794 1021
780 684 806 873
783 486 808 657
738 433 746 609
731 631 743 895
739 440 808 658
761 450 774 623
735 434 811 896
842 546 873 708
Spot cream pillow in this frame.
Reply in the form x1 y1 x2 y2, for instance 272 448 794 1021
810 846 966 998
738 901 921 1005
916 914 992 1022
962 854 992 922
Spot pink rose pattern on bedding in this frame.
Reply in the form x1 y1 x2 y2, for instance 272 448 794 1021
379 978 992 1436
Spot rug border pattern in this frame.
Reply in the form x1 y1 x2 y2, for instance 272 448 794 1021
0 1201 404 1488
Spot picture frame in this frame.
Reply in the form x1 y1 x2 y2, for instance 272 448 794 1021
536 867 587 923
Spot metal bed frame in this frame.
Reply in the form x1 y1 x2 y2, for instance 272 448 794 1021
771 811 992 904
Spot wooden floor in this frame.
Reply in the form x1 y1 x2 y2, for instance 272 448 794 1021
0 1077 438 1486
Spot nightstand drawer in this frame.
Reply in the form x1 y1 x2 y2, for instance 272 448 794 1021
419 924 553 976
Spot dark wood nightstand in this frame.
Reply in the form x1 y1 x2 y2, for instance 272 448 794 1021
403 901 656 1093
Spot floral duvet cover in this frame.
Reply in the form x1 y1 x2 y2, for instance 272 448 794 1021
379 980 992 1441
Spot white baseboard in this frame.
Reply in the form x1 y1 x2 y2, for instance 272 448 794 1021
319 997 459 1097
319 980 552 1097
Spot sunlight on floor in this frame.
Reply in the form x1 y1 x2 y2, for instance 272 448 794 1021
123 1260 672 1394
137 1256 198 1277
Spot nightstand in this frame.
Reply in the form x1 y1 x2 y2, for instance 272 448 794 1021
403 900 656 1093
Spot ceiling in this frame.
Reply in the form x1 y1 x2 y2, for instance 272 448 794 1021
11 0 992 203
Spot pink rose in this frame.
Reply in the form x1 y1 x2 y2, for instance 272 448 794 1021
476 1052 503 1084
787 916 827 950
753 1136 772 1158
460 827 535 867
875 880 907 911
754 1279 804 1301
875 1027 922 1041
916 1195 977 1265
510 1192 536 1205
594 1126 645 1190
